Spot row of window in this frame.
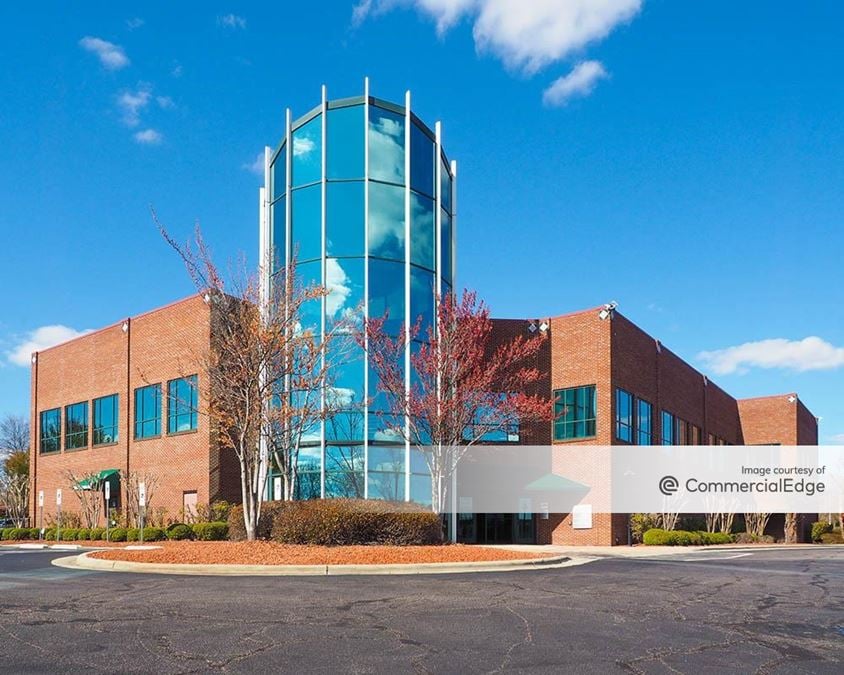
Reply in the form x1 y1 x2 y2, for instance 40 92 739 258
552 385 733 445
39 376 198 454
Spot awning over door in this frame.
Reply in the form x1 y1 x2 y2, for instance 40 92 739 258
74 469 120 491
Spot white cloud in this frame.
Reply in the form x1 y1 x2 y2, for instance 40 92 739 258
543 60 608 106
156 95 175 109
126 18 145 30
171 62 183 78
243 152 265 176
353 0 640 73
79 36 130 70
218 13 247 29
7 325 92 366
292 136 315 157
134 128 163 144
698 337 844 376
828 433 844 443
116 85 152 127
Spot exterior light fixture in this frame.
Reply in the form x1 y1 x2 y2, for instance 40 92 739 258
203 293 211 304
31 354 37 364
528 322 537 333
539 321 549 333
598 301 618 321
787 395 797 403
122 321 129 333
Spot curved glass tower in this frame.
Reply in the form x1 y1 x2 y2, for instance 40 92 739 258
259 82 456 504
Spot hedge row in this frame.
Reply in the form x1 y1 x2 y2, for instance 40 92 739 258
642 528 734 546
2 522 228 542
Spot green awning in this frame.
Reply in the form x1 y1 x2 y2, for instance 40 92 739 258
74 469 120 491
524 473 590 492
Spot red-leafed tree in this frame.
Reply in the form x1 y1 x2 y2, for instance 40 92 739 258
364 290 552 518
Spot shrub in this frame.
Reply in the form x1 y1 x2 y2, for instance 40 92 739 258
166 524 194 541
1 528 13 540
89 527 106 541
733 532 775 545
811 521 833 542
109 527 127 542
698 531 733 545
271 499 443 546
227 502 287 541
643 528 712 546
192 522 229 541
6 528 30 541
75 528 90 541
141 527 166 542
820 528 843 544
43 528 57 541
126 528 140 542
59 528 78 541
630 514 661 544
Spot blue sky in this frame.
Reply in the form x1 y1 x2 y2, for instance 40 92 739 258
1 1 842 442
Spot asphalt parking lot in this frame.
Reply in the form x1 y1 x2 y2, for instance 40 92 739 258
0 547 841 674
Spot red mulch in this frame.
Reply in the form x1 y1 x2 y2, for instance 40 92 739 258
88 541 547 566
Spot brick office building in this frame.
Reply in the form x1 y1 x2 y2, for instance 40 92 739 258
28 295 240 527
28 296 819 543
481 305 818 546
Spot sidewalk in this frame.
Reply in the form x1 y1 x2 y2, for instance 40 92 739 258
486 543 830 558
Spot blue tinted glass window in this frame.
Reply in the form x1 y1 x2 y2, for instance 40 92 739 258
440 209 452 285
440 157 452 212
661 411 675 445
297 260 322 336
325 257 363 332
291 185 321 262
325 446 364 498
326 182 364 257
368 446 406 501
295 447 322 500
410 123 434 196
40 408 61 454
368 182 405 261
271 144 286 200
93 394 119 446
327 105 364 179
637 399 653 445
135 384 161 439
271 197 286 271
410 474 432 506
291 115 322 187
615 388 634 443
65 401 88 450
369 259 405 336
369 106 405 184
410 193 435 270
410 267 435 338
553 386 596 440
168 375 198 434
326 340 365 443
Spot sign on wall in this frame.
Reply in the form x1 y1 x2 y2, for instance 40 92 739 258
138 482 146 508
572 504 593 529
56 489 62 506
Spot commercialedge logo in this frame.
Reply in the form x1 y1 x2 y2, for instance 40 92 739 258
658 475 679 496
685 477 826 497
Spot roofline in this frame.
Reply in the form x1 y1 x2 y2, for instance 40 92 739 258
32 293 205 359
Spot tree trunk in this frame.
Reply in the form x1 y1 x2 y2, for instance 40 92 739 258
784 513 798 544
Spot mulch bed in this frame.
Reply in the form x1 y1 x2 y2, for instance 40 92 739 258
88 541 547 566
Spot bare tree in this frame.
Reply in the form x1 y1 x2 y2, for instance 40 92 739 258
0 414 29 455
156 212 351 540
0 423 29 527
64 471 104 529
784 512 799 543
123 470 159 528
744 513 771 538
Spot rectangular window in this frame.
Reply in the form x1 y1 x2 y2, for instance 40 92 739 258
134 384 161 439
677 418 688 446
615 388 634 443
661 410 675 445
690 424 702 446
39 408 61 454
64 401 88 450
554 386 597 440
637 399 653 445
92 394 119 446
168 375 198 434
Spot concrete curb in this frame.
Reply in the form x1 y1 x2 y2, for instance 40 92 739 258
52 551 581 576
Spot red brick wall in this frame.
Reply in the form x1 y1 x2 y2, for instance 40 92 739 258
737 395 800 445
29 295 221 526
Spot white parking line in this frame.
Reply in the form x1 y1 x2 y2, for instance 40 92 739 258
681 553 753 562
